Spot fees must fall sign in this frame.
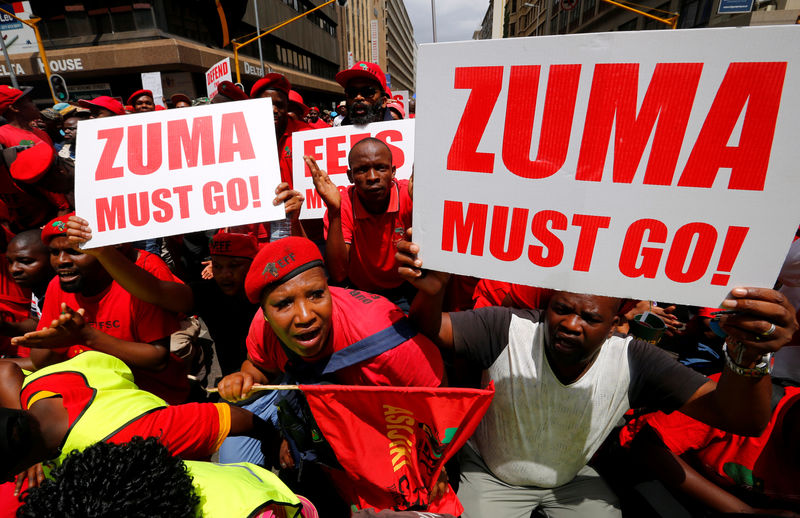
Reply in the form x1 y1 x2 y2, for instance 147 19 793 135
75 98 285 248
413 26 800 307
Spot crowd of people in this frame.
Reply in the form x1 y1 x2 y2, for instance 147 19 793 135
0 57 797 518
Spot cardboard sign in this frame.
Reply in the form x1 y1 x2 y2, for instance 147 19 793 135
75 98 284 248
391 90 409 117
292 119 415 220
141 72 165 107
414 26 800 307
206 57 232 98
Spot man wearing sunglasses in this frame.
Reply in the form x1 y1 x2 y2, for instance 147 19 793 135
335 62 393 126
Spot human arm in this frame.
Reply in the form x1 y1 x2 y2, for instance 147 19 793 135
0 318 38 336
66 216 194 314
395 234 454 349
216 358 276 402
273 182 307 239
12 303 170 371
306 155 349 282
633 426 799 517
678 288 797 436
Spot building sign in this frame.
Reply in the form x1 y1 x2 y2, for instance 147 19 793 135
75 98 284 248
414 26 800 307
0 2 36 55
370 20 379 64
206 57 232 98
717 0 754 14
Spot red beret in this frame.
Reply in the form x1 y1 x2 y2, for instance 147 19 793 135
0 85 32 115
7 138 55 183
210 232 258 259
245 237 324 304
41 212 74 245
250 73 291 98
215 81 249 102
127 89 153 105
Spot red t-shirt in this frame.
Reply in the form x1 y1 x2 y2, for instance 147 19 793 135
324 179 412 292
472 279 553 310
621 379 800 506
38 277 186 403
307 118 330 129
135 249 182 282
278 118 312 188
0 255 31 357
246 286 444 387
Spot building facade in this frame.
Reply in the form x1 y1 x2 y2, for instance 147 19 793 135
0 0 347 107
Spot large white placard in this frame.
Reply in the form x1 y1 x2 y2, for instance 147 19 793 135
414 26 800 307
75 98 285 248
292 119 415 220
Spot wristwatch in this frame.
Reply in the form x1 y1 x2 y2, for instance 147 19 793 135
722 341 771 378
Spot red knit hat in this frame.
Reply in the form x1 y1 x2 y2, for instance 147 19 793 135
244 237 324 304
210 232 258 259
41 212 74 245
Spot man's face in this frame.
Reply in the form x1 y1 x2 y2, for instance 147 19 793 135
262 267 333 358
347 140 395 207
543 292 620 368
174 101 191 109
259 89 288 136
211 255 252 297
49 236 105 293
133 95 155 112
345 78 383 125
7 239 52 290
62 117 79 142
307 109 319 122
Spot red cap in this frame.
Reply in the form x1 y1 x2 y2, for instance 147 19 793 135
126 89 153 106
288 90 309 115
335 61 388 93
41 212 74 245
245 237 324 304
0 85 32 115
215 81 249 101
210 232 258 259
386 100 405 119
250 73 291 98
8 139 54 183
77 96 126 116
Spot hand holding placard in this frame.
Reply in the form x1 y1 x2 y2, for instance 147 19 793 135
305 155 342 212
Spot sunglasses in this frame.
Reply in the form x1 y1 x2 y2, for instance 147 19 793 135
345 85 379 99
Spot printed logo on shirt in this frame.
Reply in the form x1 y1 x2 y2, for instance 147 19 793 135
89 320 121 330
348 289 380 305
284 145 291 158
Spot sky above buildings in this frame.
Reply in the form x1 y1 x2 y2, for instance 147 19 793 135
405 0 488 44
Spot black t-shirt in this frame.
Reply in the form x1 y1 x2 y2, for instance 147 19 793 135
190 280 259 375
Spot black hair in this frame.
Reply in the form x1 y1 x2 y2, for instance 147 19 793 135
347 137 392 166
7 229 47 253
17 436 199 518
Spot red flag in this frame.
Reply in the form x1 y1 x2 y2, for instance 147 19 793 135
299 382 494 514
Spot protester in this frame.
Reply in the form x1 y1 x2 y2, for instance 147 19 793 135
0 252 33 360
170 93 192 108
305 107 330 129
6 229 52 316
77 96 125 118
12 214 189 403
336 61 392 125
625 375 800 516
308 137 414 309
16 437 312 518
386 100 405 120
287 89 309 121
395 237 798 518
215 236 459 514
332 100 347 126
33 108 63 145
127 89 156 112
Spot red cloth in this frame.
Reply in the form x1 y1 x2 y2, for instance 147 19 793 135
38 276 186 403
278 118 312 188
324 180 412 292
0 255 31 357
135 249 182 283
472 279 553 310
307 119 330 129
246 287 444 387
621 377 800 506
301 382 495 514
